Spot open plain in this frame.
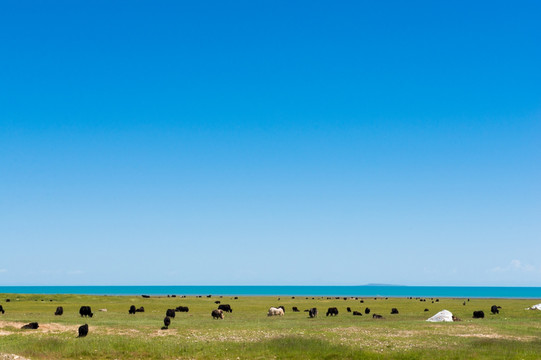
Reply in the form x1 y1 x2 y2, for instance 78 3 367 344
0 294 540 359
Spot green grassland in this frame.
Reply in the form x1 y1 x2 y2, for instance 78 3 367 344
0 294 540 359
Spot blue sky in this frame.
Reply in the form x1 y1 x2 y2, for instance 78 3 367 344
1 1 540 286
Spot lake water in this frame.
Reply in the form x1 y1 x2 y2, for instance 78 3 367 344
1 286 540 298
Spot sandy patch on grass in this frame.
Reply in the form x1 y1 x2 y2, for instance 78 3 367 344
151 329 179 337
453 333 536 341
0 321 78 336
0 354 31 360
101 327 141 336
325 324 537 351
149 328 286 342
0 321 25 329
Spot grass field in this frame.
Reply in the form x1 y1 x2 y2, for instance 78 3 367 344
0 293 540 359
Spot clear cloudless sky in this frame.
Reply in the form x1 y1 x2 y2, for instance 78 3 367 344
1 0 540 286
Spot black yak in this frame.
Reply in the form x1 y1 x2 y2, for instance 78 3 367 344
21 322 39 329
218 304 232 313
162 316 171 329
211 309 224 319
473 310 485 319
78 324 88 337
79 306 93 318
305 308 318 318
326 307 339 316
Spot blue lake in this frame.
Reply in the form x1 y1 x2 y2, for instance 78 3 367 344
1 286 540 298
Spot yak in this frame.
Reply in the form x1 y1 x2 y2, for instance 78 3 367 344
212 309 224 319
218 304 233 313
326 307 339 316
268 307 284 316
21 322 39 329
162 316 171 329
305 308 318 318
78 324 88 337
79 306 93 318
473 311 485 319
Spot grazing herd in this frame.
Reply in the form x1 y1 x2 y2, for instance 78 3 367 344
0 295 514 339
